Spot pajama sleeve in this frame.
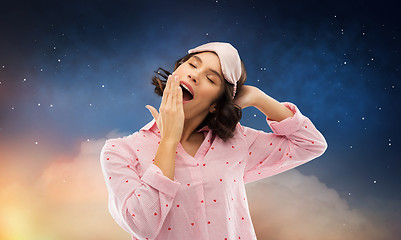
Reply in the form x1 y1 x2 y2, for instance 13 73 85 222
242 102 328 184
100 138 181 239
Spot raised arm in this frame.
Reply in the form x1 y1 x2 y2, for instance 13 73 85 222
234 86 327 184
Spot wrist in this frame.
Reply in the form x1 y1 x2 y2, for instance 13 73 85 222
250 88 264 108
160 138 179 146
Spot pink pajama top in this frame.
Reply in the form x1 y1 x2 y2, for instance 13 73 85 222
100 102 328 240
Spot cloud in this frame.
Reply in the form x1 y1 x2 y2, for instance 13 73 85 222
0 135 131 240
0 134 397 239
31 136 131 240
34 138 106 203
245 169 395 240
34 128 130 204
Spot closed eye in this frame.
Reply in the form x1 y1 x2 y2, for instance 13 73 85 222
189 63 215 84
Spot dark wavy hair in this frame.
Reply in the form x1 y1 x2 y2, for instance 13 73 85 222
151 51 247 142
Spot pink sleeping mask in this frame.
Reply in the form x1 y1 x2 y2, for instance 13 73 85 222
187 42 241 99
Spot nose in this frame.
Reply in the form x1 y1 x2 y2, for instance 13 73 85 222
188 74 198 85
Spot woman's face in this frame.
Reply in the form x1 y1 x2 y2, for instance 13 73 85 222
173 51 225 119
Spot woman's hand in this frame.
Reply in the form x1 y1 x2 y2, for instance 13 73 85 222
146 73 184 144
233 85 260 109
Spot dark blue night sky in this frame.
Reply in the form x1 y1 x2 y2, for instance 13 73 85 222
0 0 400 238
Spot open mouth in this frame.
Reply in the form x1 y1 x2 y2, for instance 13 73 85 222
180 84 194 103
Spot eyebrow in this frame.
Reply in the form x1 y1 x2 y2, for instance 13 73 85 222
191 55 223 83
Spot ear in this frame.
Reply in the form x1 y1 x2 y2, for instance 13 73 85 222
209 103 217 113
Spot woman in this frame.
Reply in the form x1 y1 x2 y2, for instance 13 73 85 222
100 42 328 240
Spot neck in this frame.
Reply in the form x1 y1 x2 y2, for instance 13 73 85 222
180 113 208 143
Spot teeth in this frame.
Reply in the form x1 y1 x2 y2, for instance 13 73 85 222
180 83 193 96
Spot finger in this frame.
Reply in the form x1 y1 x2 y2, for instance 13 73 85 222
176 75 182 108
166 74 174 107
147 104 162 133
161 74 172 109
177 77 183 107
146 105 158 119
145 105 159 121
172 75 178 108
